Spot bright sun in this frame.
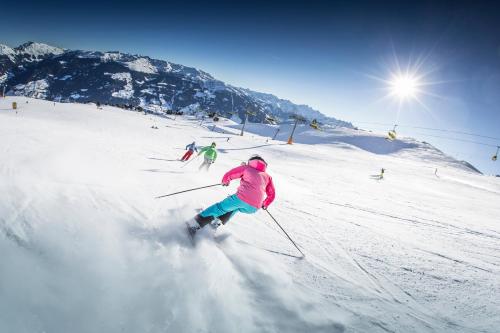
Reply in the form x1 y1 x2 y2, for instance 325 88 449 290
389 75 419 99
364 54 441 110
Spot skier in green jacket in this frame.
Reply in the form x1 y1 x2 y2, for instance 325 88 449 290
198 142 217 171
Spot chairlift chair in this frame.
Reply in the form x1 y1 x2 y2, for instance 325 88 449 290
493 146 499 161
310 119 320 130
387 124 398 141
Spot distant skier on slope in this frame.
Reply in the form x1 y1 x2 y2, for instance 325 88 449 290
188 155 275 235
198 142 217 170
180 141 198 161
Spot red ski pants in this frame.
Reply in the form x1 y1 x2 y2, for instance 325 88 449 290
181 150 194 161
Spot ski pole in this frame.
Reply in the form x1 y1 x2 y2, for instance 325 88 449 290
155 183 221 199
265 209 305 258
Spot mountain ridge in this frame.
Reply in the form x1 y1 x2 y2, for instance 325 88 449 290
0 41 350 126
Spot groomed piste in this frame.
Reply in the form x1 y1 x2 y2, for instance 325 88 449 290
1 97 499 333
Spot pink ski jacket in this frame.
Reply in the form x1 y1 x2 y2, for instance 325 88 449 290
221 159 275 209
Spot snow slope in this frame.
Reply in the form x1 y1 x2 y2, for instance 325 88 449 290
1 97 499 333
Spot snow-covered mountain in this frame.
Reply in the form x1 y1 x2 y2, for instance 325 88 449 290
1 97 498 333
0 42 350 126
0 44 16 62
244 89 351 127
14 41 64 60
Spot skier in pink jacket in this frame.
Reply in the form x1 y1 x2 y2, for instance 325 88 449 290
190 155 275 232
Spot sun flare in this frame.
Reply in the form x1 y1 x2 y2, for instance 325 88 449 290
389 75 419 99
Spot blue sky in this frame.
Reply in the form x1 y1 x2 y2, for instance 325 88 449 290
2 0 499 174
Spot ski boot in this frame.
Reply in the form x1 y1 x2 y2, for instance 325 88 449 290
194 214 214 228
209 211 233 230
210 219 223 230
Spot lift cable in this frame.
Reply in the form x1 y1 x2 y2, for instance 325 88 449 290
352 121 500 141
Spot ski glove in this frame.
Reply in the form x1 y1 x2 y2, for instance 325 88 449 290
222 182 229 186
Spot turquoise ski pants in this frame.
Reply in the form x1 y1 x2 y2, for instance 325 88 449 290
200 194 257 222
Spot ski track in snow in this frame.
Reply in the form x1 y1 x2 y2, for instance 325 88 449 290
0 97 499 333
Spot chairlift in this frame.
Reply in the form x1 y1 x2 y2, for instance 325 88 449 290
310 119 320 130
387 124 398 141
287 114 306 144
240 107 257 136
492 146 499 161
265 116 277 125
